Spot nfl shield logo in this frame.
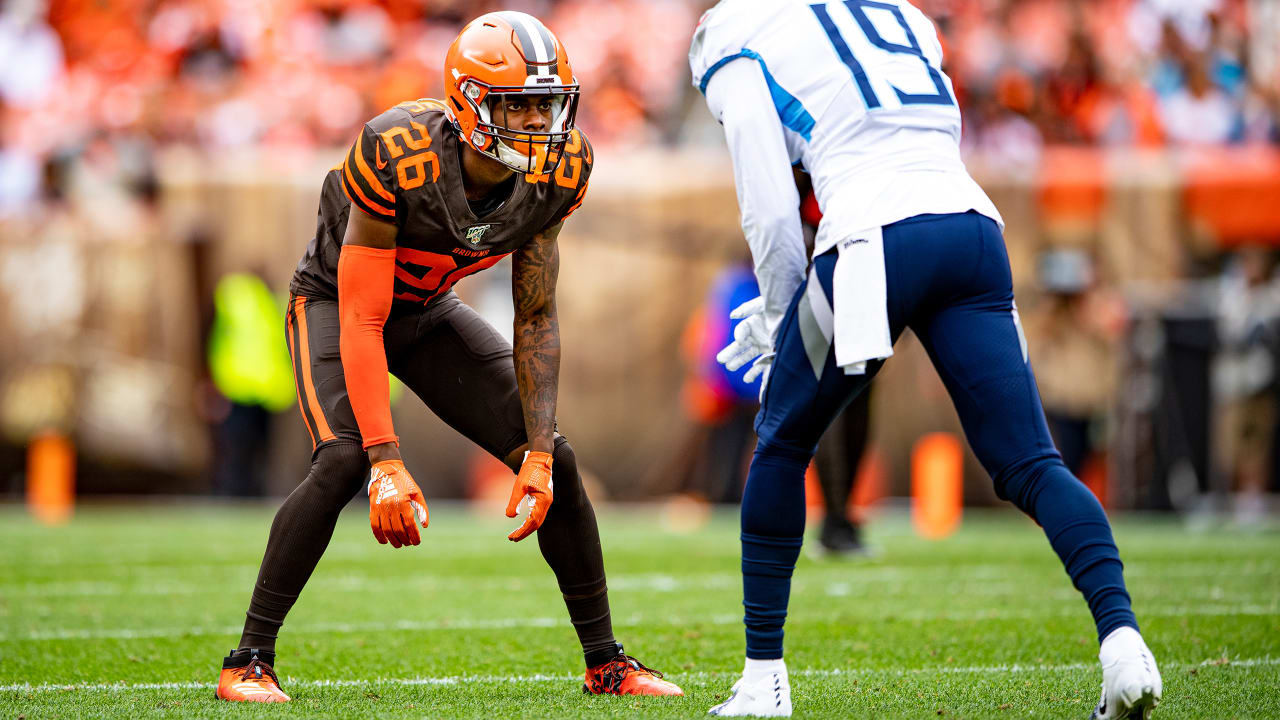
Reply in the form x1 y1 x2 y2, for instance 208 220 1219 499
465 224 491 245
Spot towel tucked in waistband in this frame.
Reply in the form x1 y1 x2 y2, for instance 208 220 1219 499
831 227 892 375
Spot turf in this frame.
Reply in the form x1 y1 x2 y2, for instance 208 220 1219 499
1 503 1276 719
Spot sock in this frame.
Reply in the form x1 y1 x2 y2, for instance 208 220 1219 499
742 532 804 658
240 584 298 651
585 641 623 669
225 647 275 669
532 439 618 669
237 441 369 654
740 449 808 659
560 582 617 668
744 657 787 683
1008 461 1138 642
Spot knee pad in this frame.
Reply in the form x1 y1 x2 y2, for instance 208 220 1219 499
309 441 369 499
501 437 585 505
551 436 585 505
753 429 818 467
551 435 576 469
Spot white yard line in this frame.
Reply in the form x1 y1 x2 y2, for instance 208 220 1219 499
5 561 1275 599
2 657 1276 695
6 602 1277 642
5 614 736 642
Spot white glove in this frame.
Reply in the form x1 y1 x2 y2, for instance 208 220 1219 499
716 297 773 383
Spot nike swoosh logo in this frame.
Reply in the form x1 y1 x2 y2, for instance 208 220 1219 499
375 141 387 169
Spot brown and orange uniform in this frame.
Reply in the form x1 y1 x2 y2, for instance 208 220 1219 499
286 99 591 451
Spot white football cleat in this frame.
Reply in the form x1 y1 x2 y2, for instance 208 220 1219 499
1090 627 1162 719
708 668 791 717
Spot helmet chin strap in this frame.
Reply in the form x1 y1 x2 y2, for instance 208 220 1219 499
495 141 538 172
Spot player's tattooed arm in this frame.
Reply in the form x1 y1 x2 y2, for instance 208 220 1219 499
511 222 563 455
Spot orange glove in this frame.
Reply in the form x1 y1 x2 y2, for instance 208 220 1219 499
505 451 553 542
367 460 428 548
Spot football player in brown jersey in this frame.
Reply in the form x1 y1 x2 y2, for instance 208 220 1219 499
215 12 682 702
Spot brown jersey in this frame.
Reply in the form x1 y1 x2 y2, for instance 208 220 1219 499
291 98 592 309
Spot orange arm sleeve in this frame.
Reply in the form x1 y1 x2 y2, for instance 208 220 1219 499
338 244 398 449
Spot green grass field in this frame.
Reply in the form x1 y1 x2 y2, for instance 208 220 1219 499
1 503 1276 719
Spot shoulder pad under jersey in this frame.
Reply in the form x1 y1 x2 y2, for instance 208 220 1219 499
340 99 450 221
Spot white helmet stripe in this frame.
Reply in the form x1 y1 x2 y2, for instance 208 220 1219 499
507 12 554 75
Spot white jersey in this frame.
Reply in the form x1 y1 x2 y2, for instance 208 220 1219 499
690 0 1002 340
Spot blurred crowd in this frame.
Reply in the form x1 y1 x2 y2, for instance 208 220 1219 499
2 0 1279 215
927 0 1280 157
0 0 698 217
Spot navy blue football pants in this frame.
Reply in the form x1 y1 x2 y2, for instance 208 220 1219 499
741 211 1137 659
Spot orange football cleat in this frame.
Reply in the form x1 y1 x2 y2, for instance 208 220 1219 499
216 650 290 703
584 649 684 696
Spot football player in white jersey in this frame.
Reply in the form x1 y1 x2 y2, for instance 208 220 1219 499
690 1 1161 717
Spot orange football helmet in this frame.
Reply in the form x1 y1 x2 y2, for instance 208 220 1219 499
444 12 580 175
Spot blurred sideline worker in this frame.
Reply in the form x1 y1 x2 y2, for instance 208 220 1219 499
1029 249 1118 479
691 1 1160 717
216 13 680 703
205 272 295 497
811 384 871 554
799 176 873 556
1216 247 1280 522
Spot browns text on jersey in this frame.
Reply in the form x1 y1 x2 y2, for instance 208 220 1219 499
291 98 593 308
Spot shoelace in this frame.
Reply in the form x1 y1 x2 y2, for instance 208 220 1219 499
593 654 664 693
238 659 282 688
619 654 664 679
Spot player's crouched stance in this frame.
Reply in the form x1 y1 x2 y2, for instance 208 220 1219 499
216 12 680 703
692 1 1159 717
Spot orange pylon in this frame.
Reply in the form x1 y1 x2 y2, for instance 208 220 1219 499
27 431 75 525
911 432 962 539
